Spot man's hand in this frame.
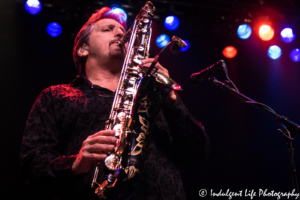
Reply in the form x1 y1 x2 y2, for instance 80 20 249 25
72 130 117 175
141 58 177 105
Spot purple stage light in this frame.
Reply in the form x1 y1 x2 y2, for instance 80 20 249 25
290 49 300 62
25 0 41 15
47 23 62 37
281 28 295 43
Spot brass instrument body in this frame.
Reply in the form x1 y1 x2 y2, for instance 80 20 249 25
92 2 179 199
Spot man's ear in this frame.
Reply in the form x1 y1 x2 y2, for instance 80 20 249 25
77 43 89 57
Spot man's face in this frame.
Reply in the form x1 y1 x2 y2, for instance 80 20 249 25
87 18 127 61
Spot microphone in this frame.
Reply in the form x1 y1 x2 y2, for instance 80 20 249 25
190 60 226 84
170 36 187 54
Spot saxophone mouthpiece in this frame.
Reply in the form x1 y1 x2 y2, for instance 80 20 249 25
118 27 133 45
117 40 124 46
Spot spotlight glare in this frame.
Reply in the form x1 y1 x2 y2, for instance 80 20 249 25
111 7 127 21
281 28 295 43
237 24 252 39
164 16 179 31
259 25 274 41
156 34 170 48
47 23 62 37
180 40 190 52
268 45 282 60
290 49 300 62
223 46 238 58
25 0 41 15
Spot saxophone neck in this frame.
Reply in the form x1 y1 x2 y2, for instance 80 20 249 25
118 2 155 46
118 27 132 46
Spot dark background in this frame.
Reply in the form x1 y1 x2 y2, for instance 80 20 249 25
1 0 300 199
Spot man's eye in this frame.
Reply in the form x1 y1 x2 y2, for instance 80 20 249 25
103 29 110 32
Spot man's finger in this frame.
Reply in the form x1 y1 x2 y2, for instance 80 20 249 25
85 143 115 153
89 130 116 138
87 136 117 145
141 58 154 64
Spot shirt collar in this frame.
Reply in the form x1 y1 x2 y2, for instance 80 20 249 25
70 75 115 93
70 75 89 87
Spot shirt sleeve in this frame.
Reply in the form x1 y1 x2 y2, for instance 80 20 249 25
154 93 210 165
20 87 77 188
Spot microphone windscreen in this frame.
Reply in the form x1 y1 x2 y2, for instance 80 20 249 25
170 43 181 54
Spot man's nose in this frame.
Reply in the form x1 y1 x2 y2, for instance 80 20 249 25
114 28 124 38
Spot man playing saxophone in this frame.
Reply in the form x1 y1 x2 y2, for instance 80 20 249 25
21 6 210 200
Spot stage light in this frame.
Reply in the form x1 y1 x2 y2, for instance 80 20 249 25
290 49 300 62
223 46 237 58
156 34 170 48
164 16 179 31
281 28 295 43
172 85 182 91
180 40 190 52
111 7 127 21
259 25 274 41
237 24 252 39
47 23 62 37
25 0 41 15
268 45 282 60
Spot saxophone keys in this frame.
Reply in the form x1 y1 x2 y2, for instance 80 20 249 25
125 88 135 96
123 99 131 110
133 57 142 65
143 18 150 24
104 120 110 129
128 66 140 72
127 77 136 85
113 124 122 137
117 112 125 122
112 178 118 187
113 107 123 112
104 154 118 170
94 180 107 194
113 163 122 177
99 180 108 190
128 71 139 76
137 46 144 52
141 28 147 34
115 139 127 156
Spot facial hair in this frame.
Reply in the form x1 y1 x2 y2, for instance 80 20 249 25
109 39 126 59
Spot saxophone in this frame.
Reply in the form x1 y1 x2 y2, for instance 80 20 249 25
91 2 180 199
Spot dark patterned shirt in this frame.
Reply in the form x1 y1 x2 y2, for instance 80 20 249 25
21 76 210 200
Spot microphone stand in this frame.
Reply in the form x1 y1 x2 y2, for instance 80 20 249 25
208 76 300 196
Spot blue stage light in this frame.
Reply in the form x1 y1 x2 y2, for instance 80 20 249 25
237 24 252 39
111 7 127 21
47 23 62 37
164 16 179 31
180 40 190 52
268 45 282 60
281 28 295 43
25 0 41 15
156 34 170 48
290 49 300 62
